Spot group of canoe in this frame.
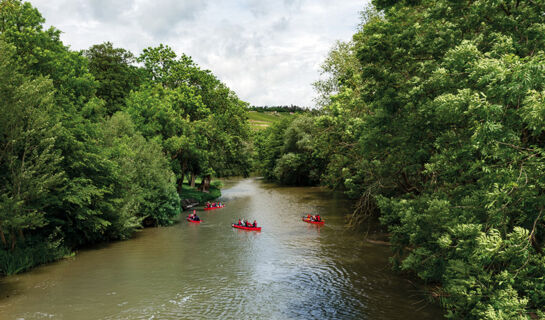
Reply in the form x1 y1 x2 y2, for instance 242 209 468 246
204 202 224 210
186 204 325 230
232 219 261 231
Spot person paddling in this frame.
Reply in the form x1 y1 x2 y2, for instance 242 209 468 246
189 210 200 221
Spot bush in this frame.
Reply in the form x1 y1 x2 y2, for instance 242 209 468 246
0 234 70 276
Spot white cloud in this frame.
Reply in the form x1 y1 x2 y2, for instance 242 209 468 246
30 0 365 107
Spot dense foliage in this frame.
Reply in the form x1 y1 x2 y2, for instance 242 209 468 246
0 0 250 275
256 1 545 318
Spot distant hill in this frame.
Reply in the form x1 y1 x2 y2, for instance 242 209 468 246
247 111 292 130
247 105 308 113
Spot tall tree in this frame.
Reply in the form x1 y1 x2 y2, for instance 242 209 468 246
310 1 545 318
0 40 63 249
84 42 142 115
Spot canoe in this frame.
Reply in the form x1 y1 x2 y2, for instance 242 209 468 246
232 224 261 231
187 218 201 223
302 217 324 225
204 205 225 211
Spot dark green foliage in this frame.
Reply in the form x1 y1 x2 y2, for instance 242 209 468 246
254 115 326 185
129 44 251 189
102 112 181 227
303 1 545 318
0 39 63 250
83 42 143 115
0 233 69 276
0 0 248 275
180 184 221 204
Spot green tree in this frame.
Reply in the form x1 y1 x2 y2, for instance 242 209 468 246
102 112 180 227
83 42 142 115
133 44 251 191
0 40 63 249
310 0 545 318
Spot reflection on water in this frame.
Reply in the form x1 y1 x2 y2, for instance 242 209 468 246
0 178 442 319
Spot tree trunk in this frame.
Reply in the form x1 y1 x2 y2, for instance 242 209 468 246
18 229 24 241
198 175 211 193
177 177 183 194
0 224 7 248
10 232 16 251
190 172 196 188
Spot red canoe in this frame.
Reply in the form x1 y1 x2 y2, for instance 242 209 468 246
232 224 261 231
204 205 225 211
187 218 201 223
302 217 324 225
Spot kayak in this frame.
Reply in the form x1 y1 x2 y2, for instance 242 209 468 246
187 218 201 223
232 224 261 231
204 205 225 211
302 217 324 225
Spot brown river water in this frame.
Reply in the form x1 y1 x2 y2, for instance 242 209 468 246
0 178 442 319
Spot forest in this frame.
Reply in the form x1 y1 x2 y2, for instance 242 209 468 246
0 0 251 275
3 0 545 318
247 105 309 113
255 1 545 319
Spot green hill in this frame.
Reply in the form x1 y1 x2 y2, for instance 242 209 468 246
247 111 291 130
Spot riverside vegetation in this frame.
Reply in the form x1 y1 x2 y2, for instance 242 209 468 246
255 1 545 319
0 1 250 275
3 0 545 319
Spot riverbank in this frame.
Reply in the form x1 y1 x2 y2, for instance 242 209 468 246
0 182 223 277
180 182 221 205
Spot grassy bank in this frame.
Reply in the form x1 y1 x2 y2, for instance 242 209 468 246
1 182 222 276
0 236 71 276
180 181 222 204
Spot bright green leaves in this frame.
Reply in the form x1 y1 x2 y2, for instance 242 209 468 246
522 90 545 135
310 0 545 318
138 44 178 85
440 225 542 319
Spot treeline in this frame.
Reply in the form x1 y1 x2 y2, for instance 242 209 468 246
247 105 309 113
0 0 250 275
256 1 545 319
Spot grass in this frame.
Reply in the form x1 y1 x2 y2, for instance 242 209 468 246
0 237 70 276
180 182 221 203
247 111 292 130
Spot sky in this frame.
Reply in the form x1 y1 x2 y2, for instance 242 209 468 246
30 0 365 107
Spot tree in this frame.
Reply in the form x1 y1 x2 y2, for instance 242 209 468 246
0 40 63 249
83 42 142 115
310 0 545 318
102 112 180 227
131 44 251 192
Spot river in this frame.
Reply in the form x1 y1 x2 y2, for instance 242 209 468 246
0 178 442 319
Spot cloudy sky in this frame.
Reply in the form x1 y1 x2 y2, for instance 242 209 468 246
30 0 365 107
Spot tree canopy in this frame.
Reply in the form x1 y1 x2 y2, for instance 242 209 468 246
256 1 545 318
0 0 250 275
